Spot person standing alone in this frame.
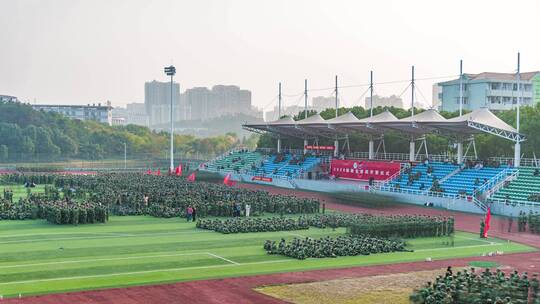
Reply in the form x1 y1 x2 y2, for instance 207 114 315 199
186 206 193 222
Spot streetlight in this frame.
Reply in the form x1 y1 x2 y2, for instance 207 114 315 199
164 65 176 172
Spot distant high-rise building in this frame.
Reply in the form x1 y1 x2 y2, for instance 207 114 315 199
312 96 338 112
144 80 180 125
144 81 254 125
265 105 303 121
183 85 254 121
364 95 403 109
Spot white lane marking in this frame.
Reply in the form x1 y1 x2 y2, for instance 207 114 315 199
454 235 498 245
0 252 207 269
0 259 293 286
206 253 240 265
414 243 500 252
0 232 133 238
0 230 213 245
285 232 306 238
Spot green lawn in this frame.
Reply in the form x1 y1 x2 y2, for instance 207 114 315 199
0 216 535 298
1 184 46 201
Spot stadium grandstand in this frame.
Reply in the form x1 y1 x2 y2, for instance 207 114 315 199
202 107 540 216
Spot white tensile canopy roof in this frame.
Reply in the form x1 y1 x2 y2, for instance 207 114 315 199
243 108 523 142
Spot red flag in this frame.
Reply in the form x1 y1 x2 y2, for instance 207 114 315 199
156 168 161 176
187 172 196 182
176 164 183 176
146 169 152 175
483 207 491 238
223 173 236 186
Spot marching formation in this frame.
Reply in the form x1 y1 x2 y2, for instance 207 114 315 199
264 235 409 260
410 267 539 304
196 217 309 233
306 213 454 238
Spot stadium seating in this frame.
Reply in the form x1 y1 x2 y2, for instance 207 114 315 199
391 162 458 191
440 166 507 195
491 167 540 202
252 153 322 178
205 150 264 174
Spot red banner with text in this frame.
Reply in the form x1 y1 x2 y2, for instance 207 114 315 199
252 176 273 182
304 145 335 151
330 160 400 181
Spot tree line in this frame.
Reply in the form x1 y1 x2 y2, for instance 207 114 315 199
257 104 540 159
0 100 249 161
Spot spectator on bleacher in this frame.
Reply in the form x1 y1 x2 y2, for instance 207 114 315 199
474 178 480 186
424 159 429 166
419 183 425 191
474 162 483 170
534 168 540 176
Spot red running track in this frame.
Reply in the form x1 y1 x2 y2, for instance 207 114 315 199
5 183 540 304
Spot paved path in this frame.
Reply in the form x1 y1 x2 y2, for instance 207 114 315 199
5 183 540 304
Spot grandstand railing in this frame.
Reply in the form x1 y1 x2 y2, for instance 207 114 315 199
378 185 460 200
485 168 520 199
488 197 539 207
372 162 408 188
473 167 517 197
438 166 462 184
377 184 488 212
489 157 539 168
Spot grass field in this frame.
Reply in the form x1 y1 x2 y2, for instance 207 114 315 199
1 184 46 201
0 216 535 298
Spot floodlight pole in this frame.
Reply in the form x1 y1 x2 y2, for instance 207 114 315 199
514 52 521 167
124 142 127 170
164 65 176 172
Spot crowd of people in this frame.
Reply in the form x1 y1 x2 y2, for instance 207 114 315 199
197 217 309 234
1 173 321 220
410 267 539 304
305 213 454 238
264 235 409 260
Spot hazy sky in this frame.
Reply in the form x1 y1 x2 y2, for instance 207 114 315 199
2 0 540 111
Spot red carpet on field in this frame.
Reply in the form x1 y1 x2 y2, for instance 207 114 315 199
5 183 540 304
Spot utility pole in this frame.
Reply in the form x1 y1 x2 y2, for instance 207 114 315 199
164 65 176 172
278 82 282 118
335 75 339 117
411 66 415 117
124 142 127 170
369 71 374 117
515 52 521 167
459 60 463 116
304 79 308 119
